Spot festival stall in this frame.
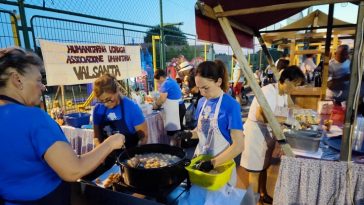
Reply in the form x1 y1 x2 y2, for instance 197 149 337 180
261 9 357 110
39 40 169 148
195 0 364 204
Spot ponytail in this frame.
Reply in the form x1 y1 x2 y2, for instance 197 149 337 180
214 60 229 92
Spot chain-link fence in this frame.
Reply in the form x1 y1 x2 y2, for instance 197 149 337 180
0 10 21 48
0 1 203 114
0 1 283 115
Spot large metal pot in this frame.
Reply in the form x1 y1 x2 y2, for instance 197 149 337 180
117 144 189 191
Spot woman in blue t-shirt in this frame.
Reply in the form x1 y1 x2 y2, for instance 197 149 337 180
0 48 126 204
83 74 148 180
177 60 245 204
153 69 186 145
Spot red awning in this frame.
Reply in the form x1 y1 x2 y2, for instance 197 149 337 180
195 0 308 48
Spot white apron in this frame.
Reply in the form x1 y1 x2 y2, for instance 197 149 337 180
179 93 245 205
241 84 287 170
162 98 181 131
194 92 229 157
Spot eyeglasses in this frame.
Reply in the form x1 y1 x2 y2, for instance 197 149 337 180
98 94 117 104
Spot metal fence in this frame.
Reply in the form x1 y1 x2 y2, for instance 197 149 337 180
0 10 21 48
0 2 201 112
0 1 279 114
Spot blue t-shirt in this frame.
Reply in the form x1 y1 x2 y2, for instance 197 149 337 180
93 97 145 134
194 94 243 144
159 77 182 100
0 104 68 201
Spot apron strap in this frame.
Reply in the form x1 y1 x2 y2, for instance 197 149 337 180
213 92 224 119
0 95 24 105
118 97 132 134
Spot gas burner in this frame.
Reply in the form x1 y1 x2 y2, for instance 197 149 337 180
112 177 191 204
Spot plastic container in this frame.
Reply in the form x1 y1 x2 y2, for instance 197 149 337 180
185 155 235 191
64 112 91 128
284 129 322 152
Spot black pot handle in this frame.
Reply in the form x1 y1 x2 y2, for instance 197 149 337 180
183 159 191 167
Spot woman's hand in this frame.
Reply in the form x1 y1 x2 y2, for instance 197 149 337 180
152 102 159 110
104 133 125 150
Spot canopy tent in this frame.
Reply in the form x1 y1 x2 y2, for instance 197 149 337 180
194 1 364 203
194 0 363 160
262 9 356 44
261 9 356 70
195 0 308 47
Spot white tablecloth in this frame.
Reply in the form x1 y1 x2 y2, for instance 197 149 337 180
61 111 167 155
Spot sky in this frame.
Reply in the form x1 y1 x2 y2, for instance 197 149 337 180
0 1 360 53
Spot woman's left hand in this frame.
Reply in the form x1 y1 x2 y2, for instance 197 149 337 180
196 160 214 172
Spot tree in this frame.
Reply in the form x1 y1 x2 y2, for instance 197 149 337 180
144 25 188 46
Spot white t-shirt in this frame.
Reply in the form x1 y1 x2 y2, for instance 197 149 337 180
233 63 244 83
247 83 288 122
328 59 350 80
300 58 316 74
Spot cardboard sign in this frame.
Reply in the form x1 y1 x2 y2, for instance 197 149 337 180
39 40 142 86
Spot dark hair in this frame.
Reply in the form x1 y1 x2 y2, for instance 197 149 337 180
195 60 229 92
338 44 349 52
154 69 166 80
187 68 197 89
305 54 314 58
279 65 305 85
276 59 290 72
93 73 119 97
0 47 43 88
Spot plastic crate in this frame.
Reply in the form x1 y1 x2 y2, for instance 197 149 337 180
64 112 91 128
284 129 322 152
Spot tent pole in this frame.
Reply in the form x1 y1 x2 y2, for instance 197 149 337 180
340 1 364 161
256 32 279 79
213 5 294 157
257 31 295 118
321 4 334 99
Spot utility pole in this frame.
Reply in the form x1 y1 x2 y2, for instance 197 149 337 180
159 0 165 70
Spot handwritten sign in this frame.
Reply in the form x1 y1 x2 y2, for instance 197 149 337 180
39 40 142 86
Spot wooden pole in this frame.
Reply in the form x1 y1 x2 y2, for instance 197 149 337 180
213 5 294 157
215 0 360 17
340 1 364 161
321 4 334 99
317 44 322 65
332 35 339 57
289 39 296 65
61 85 65 112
